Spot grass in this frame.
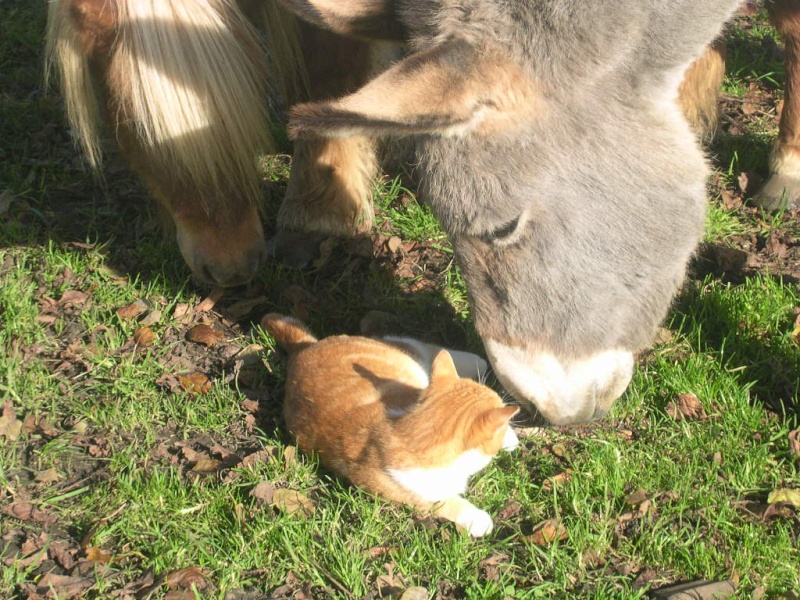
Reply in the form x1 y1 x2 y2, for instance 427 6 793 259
2 3 800 599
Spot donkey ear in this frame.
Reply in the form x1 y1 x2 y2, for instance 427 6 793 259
275 0 405 40
430 350 459 387
289 39 536 139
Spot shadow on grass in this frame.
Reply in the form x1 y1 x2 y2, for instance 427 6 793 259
670 277 799 421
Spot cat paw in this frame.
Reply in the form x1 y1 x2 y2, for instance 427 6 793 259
457 507 493 538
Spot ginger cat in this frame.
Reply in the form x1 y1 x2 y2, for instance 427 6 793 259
261 313 519 537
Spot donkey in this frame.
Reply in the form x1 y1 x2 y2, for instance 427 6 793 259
281 0 742 424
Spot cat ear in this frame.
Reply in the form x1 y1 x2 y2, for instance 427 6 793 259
289 39 536 138
275 0 405 40
430 350 459 387
477 406 520 438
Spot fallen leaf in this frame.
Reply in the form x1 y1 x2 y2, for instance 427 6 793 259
116 299 148 319
250 481 277 505
283 445 298 469
85 546 112 564
542 470 572 492
625 488 649 507
166 566 210 591
666 393 707 421
767 488 800 507
58 289 90 307
133 327 157 346
399 587 428 600
0 401 22 440
178 372 212 395
34 468 62 483
173 303 191 320
789 430 800 462
551 443 568 458
650 579 736 600
35 573 93 599
139 310 162 327
191 458 222 474
272 489 315 518
527 518 568 546
186 324 224 347
387 236 403 253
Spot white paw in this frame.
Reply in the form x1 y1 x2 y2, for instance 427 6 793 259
457 506 493 538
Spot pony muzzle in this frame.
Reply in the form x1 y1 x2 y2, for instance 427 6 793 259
175 211 267 288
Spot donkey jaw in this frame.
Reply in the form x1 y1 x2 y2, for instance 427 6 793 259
484 341 634 425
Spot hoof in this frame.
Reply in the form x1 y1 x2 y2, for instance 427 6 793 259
753 174 800 210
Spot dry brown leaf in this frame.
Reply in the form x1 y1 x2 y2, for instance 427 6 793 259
551 443 568 458
272 489 315 518
542 470 573 491
0 401 22 440
650 579 736 600
85 546 112 564
116 299 148 319
133 327 157 346
173 303 191 320
35 468 62 483
625 488 649 506
178 372 212 395
283 445 298 469
789 429 800 462
166 566 210 590
398 587 428 600
666 393 707 421
139 310 162 327
191 458 222 474
527 518 568 546
35 573 93 599
186 324 224 347
387 236 403 253
59 289 91 307
250 481 277 505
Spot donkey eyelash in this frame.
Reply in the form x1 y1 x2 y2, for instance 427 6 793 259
482 212 526 245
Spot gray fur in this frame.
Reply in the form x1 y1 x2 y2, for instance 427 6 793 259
286 0 741 422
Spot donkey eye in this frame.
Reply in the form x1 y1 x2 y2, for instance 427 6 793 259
482 213 525 245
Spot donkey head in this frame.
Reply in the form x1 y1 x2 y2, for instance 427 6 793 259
284 0 740 423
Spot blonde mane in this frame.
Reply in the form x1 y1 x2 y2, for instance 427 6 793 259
46 0 306 205
45 0 104 167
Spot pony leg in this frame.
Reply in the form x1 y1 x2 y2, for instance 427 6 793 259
678 38 727 141
277 24 378 241
757 0 800 209
47 0 271 286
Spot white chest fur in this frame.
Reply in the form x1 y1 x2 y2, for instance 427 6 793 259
387 450 492 502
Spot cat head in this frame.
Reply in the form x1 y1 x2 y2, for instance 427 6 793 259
421 350 520 457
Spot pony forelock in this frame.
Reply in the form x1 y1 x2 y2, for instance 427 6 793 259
112 0 273 204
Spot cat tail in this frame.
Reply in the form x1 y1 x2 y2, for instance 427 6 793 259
261 313 318 353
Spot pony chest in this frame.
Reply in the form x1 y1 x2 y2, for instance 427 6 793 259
386 450 491 502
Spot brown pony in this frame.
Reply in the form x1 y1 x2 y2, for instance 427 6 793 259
46 0 383 286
